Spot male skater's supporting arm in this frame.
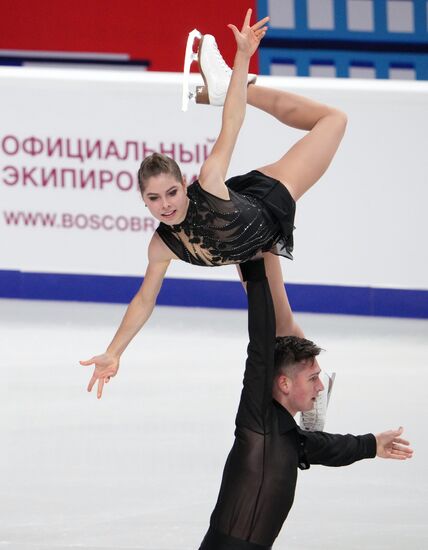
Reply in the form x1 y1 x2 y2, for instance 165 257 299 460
199 257 277 549
236 258 276 434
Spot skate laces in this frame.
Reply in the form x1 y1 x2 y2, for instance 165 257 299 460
211 39 232 75
303 399 322 420
300 399 323 431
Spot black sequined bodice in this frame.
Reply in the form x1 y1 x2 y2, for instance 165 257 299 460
156 181 282 266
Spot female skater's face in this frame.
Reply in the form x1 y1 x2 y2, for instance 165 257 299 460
143 173 188 225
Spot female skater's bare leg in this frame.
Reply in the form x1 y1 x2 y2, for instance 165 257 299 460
263 253 304 338
236 254 304 338
247 85 347 202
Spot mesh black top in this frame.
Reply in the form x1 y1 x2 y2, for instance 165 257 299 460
156 171 295 266
198 260 377 549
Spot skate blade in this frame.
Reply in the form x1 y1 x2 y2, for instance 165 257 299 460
326 372 336 405
182 28 202 112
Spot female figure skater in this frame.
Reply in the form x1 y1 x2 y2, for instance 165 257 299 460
80 9 347 403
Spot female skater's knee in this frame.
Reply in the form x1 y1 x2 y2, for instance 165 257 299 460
327 107 348 135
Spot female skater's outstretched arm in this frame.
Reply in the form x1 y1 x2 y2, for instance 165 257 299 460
80 240 171 398
198 9 269 199
80 10 269 399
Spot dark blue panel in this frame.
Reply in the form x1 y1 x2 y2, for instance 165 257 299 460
372 288 428 319
0 270 21 296
287 283 373 316
257 0 428 80
259 48 428 79
157 278 247 309
0 270 427 319
19 272 142 303
258 0 428 43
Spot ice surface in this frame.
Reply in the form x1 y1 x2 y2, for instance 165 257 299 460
1 299 427 549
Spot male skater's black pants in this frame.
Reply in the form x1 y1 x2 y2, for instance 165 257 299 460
199 527 272 550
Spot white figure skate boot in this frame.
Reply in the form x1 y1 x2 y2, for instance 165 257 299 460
182 30 257 111
300 372 336 432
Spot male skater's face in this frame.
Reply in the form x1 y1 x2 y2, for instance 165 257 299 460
287 359 324 413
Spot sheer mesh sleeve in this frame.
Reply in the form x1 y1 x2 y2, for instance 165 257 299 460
235 260 276 434
302 431 377 466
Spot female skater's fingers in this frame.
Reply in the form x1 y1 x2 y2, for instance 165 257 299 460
242 8 252 30
87 375 97 392
97 378 105 399
252 16 270 31
227 24 240 39
79 358 94 366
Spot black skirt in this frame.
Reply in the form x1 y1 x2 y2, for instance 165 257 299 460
226 170 296 260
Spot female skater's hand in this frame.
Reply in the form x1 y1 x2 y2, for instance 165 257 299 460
375 427 414 460
228 8 269 58
79 352 119 399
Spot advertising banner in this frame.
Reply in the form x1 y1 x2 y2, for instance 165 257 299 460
1 68 427 315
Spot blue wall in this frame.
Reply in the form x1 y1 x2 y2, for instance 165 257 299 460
1 270 427 319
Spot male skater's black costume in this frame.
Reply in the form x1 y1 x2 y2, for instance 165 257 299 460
199 259 376 549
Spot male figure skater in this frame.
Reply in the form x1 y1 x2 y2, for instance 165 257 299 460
199 258 413 549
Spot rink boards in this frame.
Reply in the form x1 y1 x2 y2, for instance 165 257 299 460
0 68 427 317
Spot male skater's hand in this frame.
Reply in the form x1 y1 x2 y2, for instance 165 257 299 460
80 352 119 399
228 8 269 58
375 427 413 460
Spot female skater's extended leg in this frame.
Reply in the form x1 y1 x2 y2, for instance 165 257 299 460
248 85 347 202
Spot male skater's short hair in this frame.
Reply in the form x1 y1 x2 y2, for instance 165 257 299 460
274 336 322 376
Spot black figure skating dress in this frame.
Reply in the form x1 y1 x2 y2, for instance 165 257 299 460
156 171 296 266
